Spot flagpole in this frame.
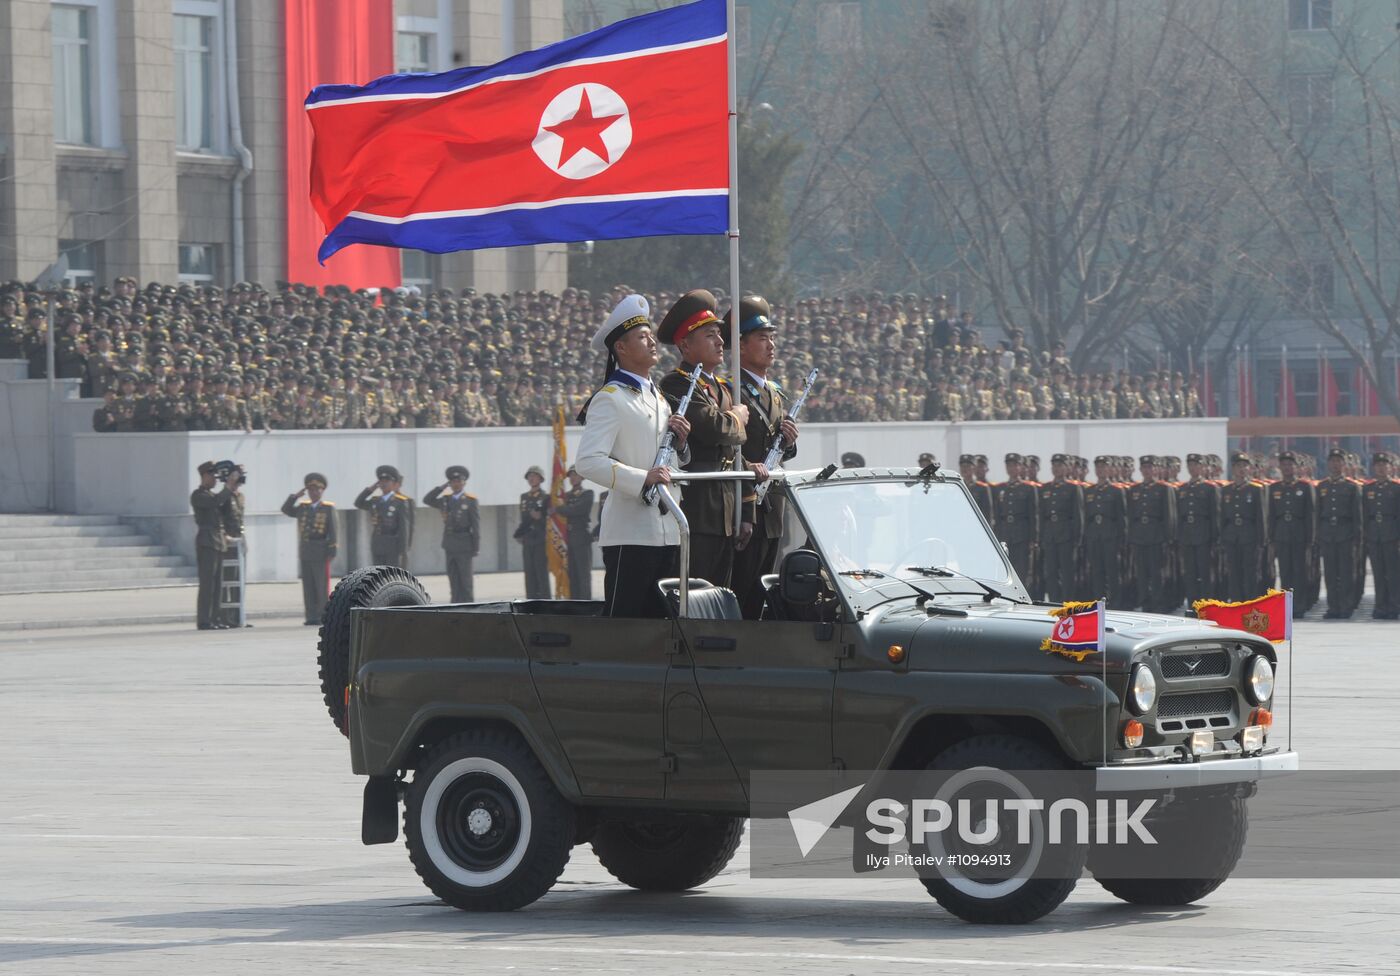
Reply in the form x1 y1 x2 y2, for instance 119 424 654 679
1286 589 1293 754
726 0 743 536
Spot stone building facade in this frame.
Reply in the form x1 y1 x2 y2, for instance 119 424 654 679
0 0 568 291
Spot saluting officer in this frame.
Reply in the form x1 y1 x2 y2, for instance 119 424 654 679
1083 456 1127 605
730 296 800 619
992 453 1038 584
1317 448 1362 618
1126 455 1177 612
1269 451 1315 618
1362 452 1400 619
1038 453 1083 602
1219 452 1268 601
516 466 551 599
960 453 995 525
281 472 338 624
424 465 480 603
574 294 691 618
556 467 596 600
190 460 230 630
658 289 750 588
354 465 414 568
1176 453 1219 609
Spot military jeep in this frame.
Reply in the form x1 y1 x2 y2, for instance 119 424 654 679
319 465 1297 924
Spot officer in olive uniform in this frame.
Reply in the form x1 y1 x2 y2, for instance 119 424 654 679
424 465 480 603
960 453 995 524
190 460 230 630
1038 453 1083 602
1362 453 1400 619
1126 455 1177 612
992 453 1038 584
281 472 339 624
354 464 414 568
516 465 550 599
1083 456 1127 605
555 466 596 600
1219 453 1268 601
216 461 247 627
730 296 800 619
1317 448 1362 618
1269 451 1315 617
658 289 750 588
1176 453 1219 609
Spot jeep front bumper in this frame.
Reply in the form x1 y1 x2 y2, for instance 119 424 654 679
1096 751 1299 791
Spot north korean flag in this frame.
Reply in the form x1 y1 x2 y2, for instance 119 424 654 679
1041 600 1106 661
305 0 729 263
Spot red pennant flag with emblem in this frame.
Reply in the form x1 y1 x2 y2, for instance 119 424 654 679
1041 600 1105 662
1192 589 1292 643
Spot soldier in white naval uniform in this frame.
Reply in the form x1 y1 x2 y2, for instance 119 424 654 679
575 294 692 617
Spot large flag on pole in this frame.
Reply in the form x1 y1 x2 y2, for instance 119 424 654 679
305 0 729 262
547 406 570 599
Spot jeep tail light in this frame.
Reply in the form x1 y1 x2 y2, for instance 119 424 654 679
1122 720 1144 748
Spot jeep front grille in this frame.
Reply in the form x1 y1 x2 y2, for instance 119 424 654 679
1156 690 1235 732
1160 650 1231 680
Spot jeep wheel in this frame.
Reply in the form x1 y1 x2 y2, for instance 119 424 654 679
591 815 745 891
1092 793 1248 906
404 729 575 911
317 566 429 734
917 735 1085 924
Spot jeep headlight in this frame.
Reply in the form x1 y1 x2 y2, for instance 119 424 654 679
1129 664 1157 715
1246 654 1274 705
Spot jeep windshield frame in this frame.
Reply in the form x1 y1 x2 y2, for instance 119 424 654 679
784 469 1026 615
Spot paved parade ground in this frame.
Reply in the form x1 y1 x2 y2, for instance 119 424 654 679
2 617 1397 976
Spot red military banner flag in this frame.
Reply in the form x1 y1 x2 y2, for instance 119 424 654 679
1041 600 1105 662
1192 589 1292 643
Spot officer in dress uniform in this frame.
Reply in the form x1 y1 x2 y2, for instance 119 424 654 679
730 297 800 619
1269 451 1315 618
1176 453 1220 610
960 453 996 524
424 465 480 603
216 461 247 627
992 453 1038 584
190 460 230 630
574 294 691 618
1318 448 1362 618
1219 452 1268 601
354 465 414 568
1038 453 1083 602
1083 456 1127 605
658 289 751 589
1362 452 1400 619
1126 456 1176 611
555 467 595 600
281 472 338 624
515 465 551 599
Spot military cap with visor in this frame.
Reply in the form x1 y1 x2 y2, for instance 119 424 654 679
657 289 720 345
446 465 469 481
304 472 328 488
376 464 402 481
723 295 775 338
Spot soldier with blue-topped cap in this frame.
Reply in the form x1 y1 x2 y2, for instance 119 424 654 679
575 294 692 617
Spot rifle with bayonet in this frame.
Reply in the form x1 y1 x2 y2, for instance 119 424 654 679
753 367 818 504
643 365 702 506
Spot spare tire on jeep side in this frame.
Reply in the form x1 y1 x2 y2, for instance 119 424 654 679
318 566 430 735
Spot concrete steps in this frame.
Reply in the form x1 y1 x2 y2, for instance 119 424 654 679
0 514 196 594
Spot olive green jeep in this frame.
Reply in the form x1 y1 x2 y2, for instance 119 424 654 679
318 465 1297 923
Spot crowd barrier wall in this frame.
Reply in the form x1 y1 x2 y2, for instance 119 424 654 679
0 363 1228 582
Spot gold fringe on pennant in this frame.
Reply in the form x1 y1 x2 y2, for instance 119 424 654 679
1190 588 1285 615
1040 638 1098 662
1045 600 1098 618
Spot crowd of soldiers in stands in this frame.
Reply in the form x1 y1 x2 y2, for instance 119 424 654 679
0 278 1203 432
961 448 1400 620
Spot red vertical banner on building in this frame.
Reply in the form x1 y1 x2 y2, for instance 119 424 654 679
285 0 401 290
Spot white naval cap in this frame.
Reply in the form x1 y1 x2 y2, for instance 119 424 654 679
590 293 651 354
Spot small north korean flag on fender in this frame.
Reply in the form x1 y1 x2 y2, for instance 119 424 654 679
305 0 729 262
1041 600 1105 661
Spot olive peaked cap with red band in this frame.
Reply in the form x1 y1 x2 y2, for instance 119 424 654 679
658 289 720 345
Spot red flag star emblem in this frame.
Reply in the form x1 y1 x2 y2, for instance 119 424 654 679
544 88 624 168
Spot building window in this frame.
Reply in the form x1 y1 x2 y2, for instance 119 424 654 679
59 239 99 285
1288 0 1331 31
402 250 435 292
735 5 750 57
179 243 217 284
395 32 434 72
174 14 214 150
396 0 451 72
52 5 94 144
1286 259 1334 312
1286 73 1333 127
816 2 862 53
